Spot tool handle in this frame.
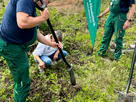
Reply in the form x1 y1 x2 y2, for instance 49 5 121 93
34 0 46 11
34 0 71 68
125 43 136 94
47 19 71 68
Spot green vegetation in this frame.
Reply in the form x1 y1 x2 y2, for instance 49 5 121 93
0 0 136 102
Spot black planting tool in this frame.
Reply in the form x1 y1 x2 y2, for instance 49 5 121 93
34 0 76 85
117 44 136 102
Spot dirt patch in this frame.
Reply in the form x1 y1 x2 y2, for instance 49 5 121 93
49 0 83 6
48 0 84 13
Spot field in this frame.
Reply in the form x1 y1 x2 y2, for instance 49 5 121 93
1 0 136 102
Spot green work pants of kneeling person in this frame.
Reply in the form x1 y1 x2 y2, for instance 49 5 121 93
0 38 30 102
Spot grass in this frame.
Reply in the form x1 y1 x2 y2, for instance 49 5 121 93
1 0 136 102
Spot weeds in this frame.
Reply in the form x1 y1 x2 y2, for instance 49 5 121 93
1 0 136 102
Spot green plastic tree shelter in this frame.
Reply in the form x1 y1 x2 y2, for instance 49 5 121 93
83 0 101 47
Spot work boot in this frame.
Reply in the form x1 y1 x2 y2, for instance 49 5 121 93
97 51 106 58
113 50 121 60
50 61 55 66
114 55 120 60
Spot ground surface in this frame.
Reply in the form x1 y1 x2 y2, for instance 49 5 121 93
1 0 136 102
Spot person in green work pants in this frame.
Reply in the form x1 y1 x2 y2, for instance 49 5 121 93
97 0 135 60
0 0 62 102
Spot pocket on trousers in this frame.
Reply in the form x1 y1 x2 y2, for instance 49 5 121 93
20 44 30 52
0 48 15 60
7 44 26 59
0 38 13 59
119 14 127 22
117 30 125 38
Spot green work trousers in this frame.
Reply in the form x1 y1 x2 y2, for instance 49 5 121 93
98 12 127 60
0 38 30 102
0 25 37 101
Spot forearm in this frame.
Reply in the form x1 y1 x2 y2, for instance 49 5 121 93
37 29 52 46
54 50 60 57
101 6 110 15
34 55 43 63
127 4 135 19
